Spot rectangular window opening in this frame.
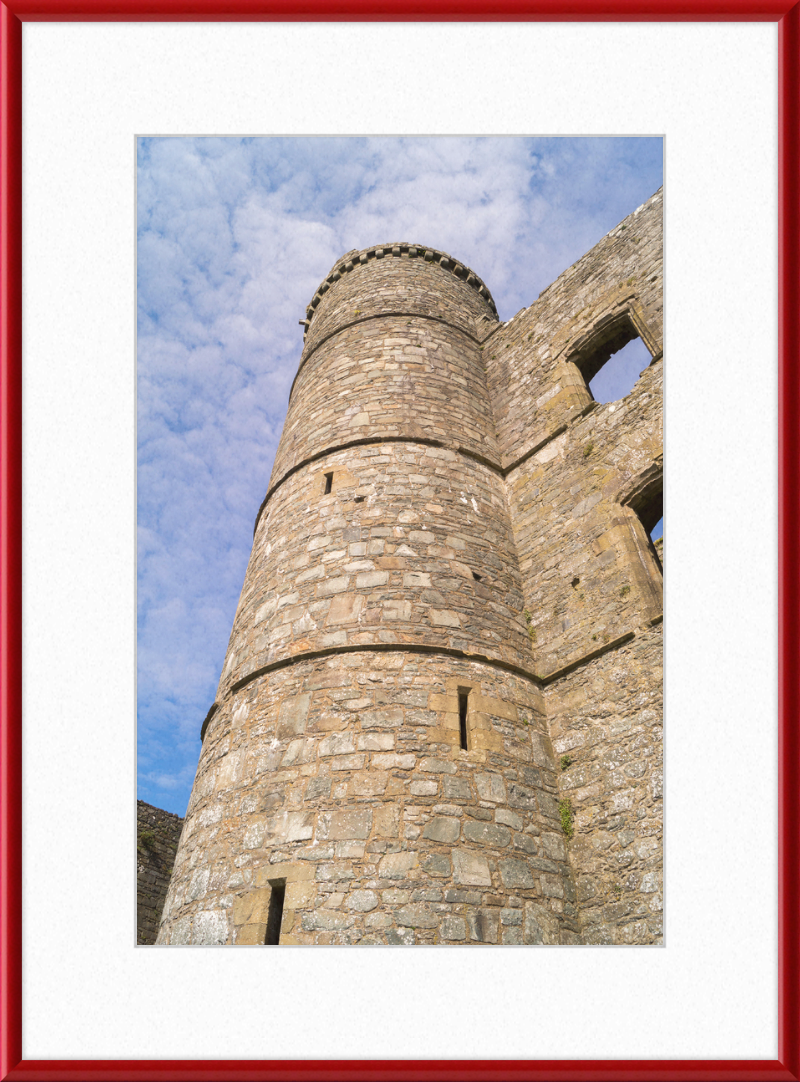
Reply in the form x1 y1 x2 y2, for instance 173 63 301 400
323 472 333 495
570 315 653 405
587 335 651 404
458 689 470 751
264 880 286 945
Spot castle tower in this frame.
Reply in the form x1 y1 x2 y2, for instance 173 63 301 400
157 192 663 946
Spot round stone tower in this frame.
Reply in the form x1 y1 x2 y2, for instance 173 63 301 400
157 243 578 946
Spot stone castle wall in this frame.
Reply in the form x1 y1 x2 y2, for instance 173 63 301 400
546 626 663 944
137 800 184 944
157 193 663 946
163 651 577 945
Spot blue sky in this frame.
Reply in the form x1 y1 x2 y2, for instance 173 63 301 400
137 136 663 816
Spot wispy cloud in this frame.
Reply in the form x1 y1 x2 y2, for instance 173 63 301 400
137 135 663 815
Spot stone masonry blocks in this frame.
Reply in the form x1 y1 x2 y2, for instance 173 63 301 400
157 190 663 946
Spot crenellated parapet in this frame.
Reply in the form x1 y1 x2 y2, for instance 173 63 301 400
301 243 498 339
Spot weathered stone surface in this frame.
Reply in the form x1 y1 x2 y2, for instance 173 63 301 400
469 908 500 944
277 694 312 737
463 821 511 847
475 773 507 803
495 808 523 830
345 889 379 912
499 859 537 889
136 801 183 945
266 810 315 844
452 849 492 887
190 910 229 945
317 808 372 841
422 817 461 843
440 916 467 941
421 853 452 877
396 903 440 929
378 851 419 879
157 198 662 947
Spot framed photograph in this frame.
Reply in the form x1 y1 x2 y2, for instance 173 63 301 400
1 6 797 1081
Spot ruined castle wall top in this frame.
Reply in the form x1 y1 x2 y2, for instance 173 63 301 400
483 188 663 471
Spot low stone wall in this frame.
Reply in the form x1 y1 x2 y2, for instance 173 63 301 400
137 800 184 945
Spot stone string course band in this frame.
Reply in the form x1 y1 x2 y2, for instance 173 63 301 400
157 189 663 947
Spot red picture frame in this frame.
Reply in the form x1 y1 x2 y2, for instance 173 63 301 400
1 6 798 1081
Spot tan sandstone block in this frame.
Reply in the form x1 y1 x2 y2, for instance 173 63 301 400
233 888 271 926
430 610 461 628
281 910 295 932
254 861 315 886
473 695 518 721
332 468 358 489
468 710 492 731
351 771 389 796
425 727 458 745
471 730 504 753
236 923 267 945
428 693 457 713
326 593 366 625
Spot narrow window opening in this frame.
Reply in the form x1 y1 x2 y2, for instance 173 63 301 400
323 472 333 495
472 571 482 581
264 880 286 945
458 689 470 751
354 495 365 503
